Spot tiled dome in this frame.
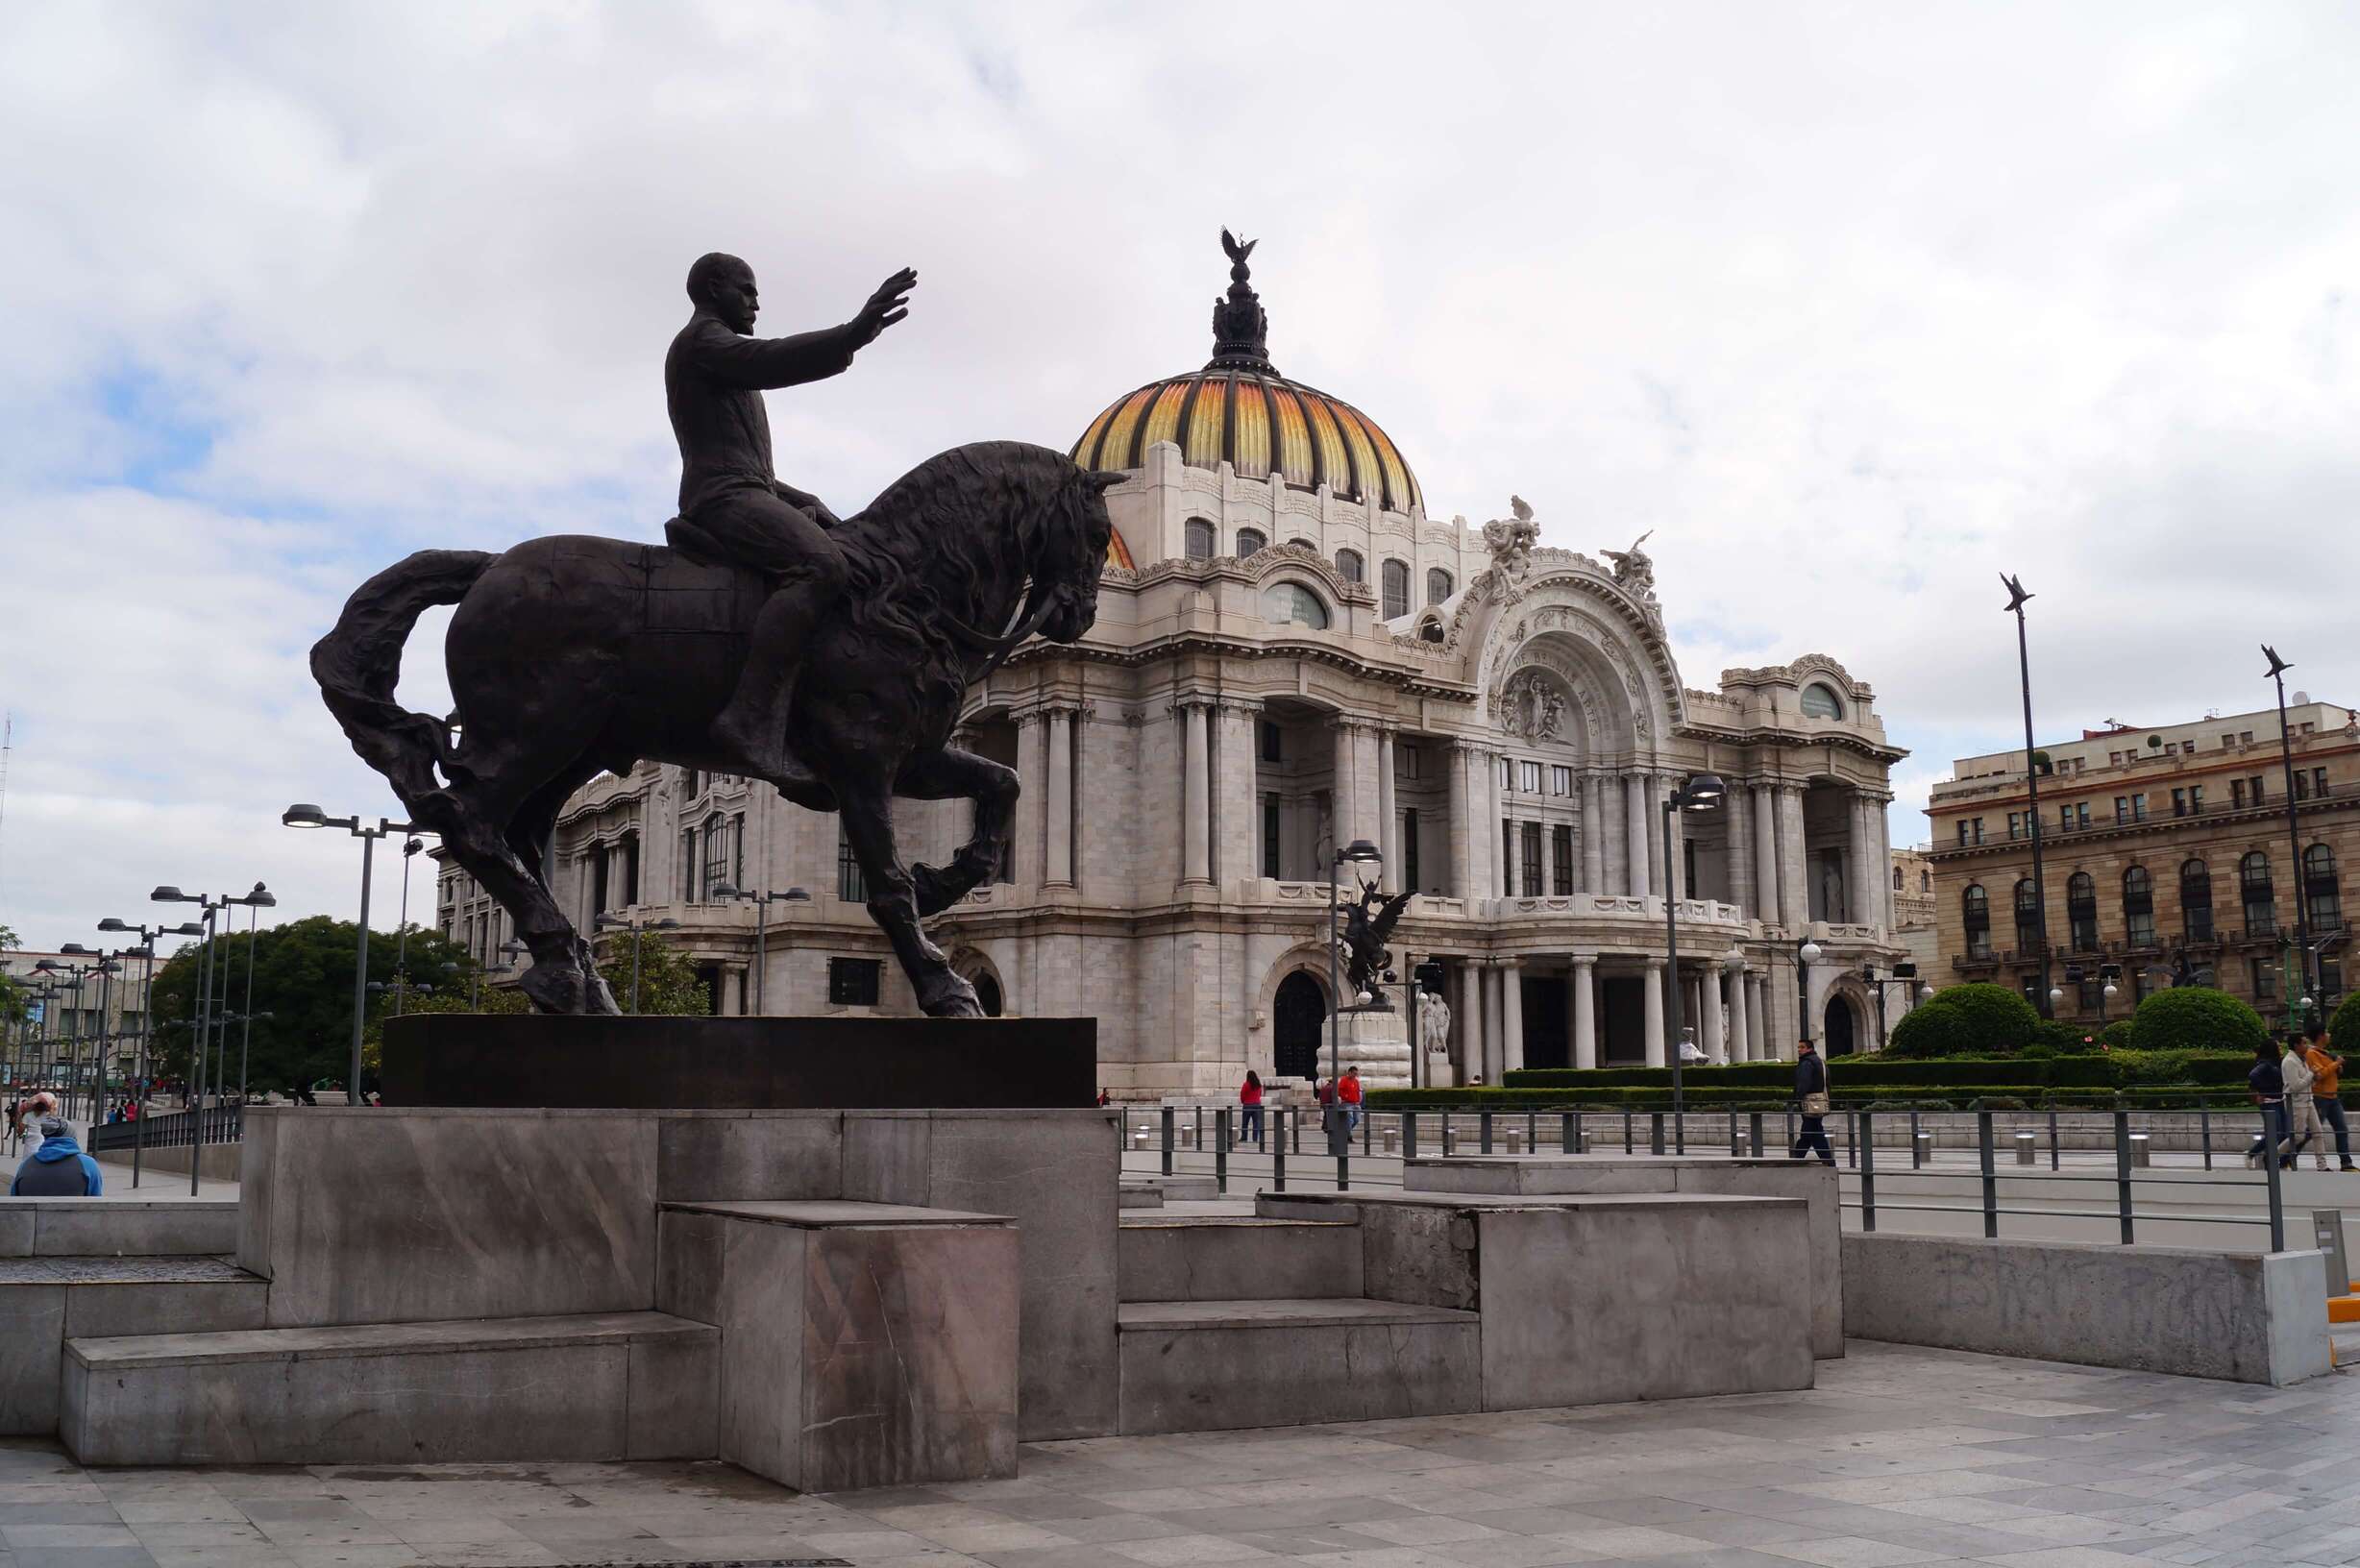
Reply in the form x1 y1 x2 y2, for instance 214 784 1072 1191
1069 233 1423 516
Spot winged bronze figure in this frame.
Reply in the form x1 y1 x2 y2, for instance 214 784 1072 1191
1336 884 1416 1001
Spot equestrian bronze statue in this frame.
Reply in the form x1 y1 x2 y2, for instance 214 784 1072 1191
309 255 1120 1017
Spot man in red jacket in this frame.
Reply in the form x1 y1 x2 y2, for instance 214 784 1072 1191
1339 1066 1364 1131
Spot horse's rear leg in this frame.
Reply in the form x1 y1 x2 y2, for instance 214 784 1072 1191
504 764 618 1013
896 747 1020 918
413 783 616 1017
837 779 981 1018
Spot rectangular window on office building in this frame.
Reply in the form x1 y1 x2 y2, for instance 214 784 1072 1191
1520 761 1543 794
827 957 882 1007
1552 765 1573 796
1552 823 1573 894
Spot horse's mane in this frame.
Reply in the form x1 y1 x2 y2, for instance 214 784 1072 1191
831 440 1080 714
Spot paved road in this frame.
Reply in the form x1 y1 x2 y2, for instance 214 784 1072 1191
1 1339 2352 1566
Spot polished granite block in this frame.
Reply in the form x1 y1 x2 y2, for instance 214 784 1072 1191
1116 1297 1481 1433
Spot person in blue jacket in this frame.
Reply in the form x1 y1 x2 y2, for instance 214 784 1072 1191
11 1115 104 1196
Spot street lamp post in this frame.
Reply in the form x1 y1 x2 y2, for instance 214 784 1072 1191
593 913 683 1013
2003 575 2055 1018
283 806 430 1104
1660 774 1727 1120
1327 840 1386 1090
1860 962 1919 1050
1795 934 1825 1052
153 885 273 1191
711 884 813 1016
392 839 426 1016
2261 647 2314 1032
96 918 193 1189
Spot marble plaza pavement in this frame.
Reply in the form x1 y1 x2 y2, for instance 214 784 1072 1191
1 1341 2354 1568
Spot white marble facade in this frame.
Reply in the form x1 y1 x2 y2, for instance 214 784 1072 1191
438 243 1909 1095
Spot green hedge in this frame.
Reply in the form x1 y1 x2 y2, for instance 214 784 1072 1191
2129 988 2272 1055
1501 1051 2249 1094
1367 1083 2352 1111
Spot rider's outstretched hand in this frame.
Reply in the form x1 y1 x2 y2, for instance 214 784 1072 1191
854 267 917 343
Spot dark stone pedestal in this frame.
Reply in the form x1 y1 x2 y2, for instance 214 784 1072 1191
381 1015 1097 1110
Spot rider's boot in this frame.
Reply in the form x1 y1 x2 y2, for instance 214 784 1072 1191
712 580 825 791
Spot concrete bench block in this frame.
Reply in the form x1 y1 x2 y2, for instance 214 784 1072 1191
0 1200 239 1259
1118 1216 1362 1303
1117 1297 1479 1433
59 1310 716 1465
0 1257 266 1435
658 1200 1019 1493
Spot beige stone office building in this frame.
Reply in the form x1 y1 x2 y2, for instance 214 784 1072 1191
1925 700 2357 1026
440 237 1910 1094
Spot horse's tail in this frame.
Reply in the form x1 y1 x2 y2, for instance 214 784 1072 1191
308 549 496 806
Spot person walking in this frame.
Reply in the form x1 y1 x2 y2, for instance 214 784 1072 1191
2302 1027 2353 1172
2249 1039 2292 1170
1237 1069 1265 1147
2282 1033 2326 1172
11 1113 103 1196
1340 1066 1364 1131
1790 1039 1833 1164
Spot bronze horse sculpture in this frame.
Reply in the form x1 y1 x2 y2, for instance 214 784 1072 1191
310 440 1119 1016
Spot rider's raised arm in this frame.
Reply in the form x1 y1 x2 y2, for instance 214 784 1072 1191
682 315 866 392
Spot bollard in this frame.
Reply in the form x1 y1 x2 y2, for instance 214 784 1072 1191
1272 1123 1288 1192
2262 1111 2284 1252
2048 1102 2060 1172
1649 1112 1665 1156
1161 1106 1174 1176
1623 1110 1635 1154
2013 1130 2037 1165
2113 1112 2134 1245
1909 1109 1923 1168
1381 1123 1399 1155
1728 1109 1741 1157
1441 1114 1454 1156
1978 1111 1999 1238
2199 1098 2212 1171
2127 1132 2151 1169
1215 1109 1230 1195
1291 1106 1302 1155
1749 1111 1764 1158
1527 1109 1538 1153
1480 1111 1493 1155
1337 1147 1349 1191
1568 1111 1585 1154
1505 1127 1523 1154
1858 1111 1877 1232
1179 1124 1194 1150
1403 1111 1418 1161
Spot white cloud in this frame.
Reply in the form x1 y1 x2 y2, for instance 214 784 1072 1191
1 0 2356 943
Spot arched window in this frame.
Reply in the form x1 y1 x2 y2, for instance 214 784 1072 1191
2241 850 2274 937
2180 859 2213 942
1184 517 1216 560
2305 843 2342 932
1426 566 1455 605
2067 870 2098 951
1892 865 1905 891
1380 558 1411 619
1335 548 1364 583
1419 618 1444 644
1963 884 1992 959
1800 683 1845 720
2123 866 2155 947
1260 582 1331 629
1920 869 1930 891
2013 878 2041 948
1235 527 1267 558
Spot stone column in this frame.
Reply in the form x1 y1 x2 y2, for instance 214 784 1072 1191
1571 956 1597 1069
1875 795 1895 934
1331 721 1357 854
1847 790 1875 926
1180 701 1212 886
1501 958 1524 1074
1045 708 1073 887
1457 961 1484 1087
1624 772 1651 897
1013 710 1046 889
1378 730 1399 874
1482 748 1503 899
1748 974 1769 1062
1726 781 1755 919
1212 700 1258 889
1447 742 1472 898
1642 958 1665 1068
1701 968 1725 1062
1661 773 1684 899
1580 772 1606 893
1753 783 1782 927
1778 784 1809 932
1727 965 1750 1062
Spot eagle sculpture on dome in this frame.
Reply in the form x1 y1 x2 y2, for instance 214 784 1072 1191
1221 228 1257 270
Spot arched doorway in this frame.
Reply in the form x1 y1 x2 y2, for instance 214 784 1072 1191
972 973 1004 1017
1823 994 1856 1058
1273 971 1327 1080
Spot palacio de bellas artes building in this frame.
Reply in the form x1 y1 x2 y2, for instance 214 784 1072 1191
438 235 1910 1097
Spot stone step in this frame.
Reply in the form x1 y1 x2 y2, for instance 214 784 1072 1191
1118 1214 1363 1303
0 1256 266 1436
61 1311 717 1466
1118 1296 1479 1433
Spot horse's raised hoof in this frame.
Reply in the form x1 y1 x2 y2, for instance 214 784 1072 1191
917 971 983 1018
520 961 621 1017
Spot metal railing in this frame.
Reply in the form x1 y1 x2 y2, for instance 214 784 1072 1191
86 1104 241 1154
1125 1099 2294 1250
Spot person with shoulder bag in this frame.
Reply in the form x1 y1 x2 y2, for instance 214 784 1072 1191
1790 1039 1833 1164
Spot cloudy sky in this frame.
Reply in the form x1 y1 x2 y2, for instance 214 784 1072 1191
2 0 2355 949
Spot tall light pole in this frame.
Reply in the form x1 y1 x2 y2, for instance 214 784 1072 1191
593 913 682 1013
1326 840 1386 1088
2262 647 2313 1031
1660 773 1727 1119
283 806 430 1103
99 916 188 1189
2003 575 2054 1017
153 885 272 1191
392 838 425 1016
1795 934 1824 1051
711 884 812 1016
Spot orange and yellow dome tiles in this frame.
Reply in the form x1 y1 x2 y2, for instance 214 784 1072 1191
1069 232 1423 518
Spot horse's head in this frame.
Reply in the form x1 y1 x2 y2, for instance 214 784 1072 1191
1023 465 1123 645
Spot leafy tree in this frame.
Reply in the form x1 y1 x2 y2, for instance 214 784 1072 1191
0 921 24 1026
2329 992 2360 1050
147 917 480 1095
1886 982 2042 1058
2127 986 2271 1057
594 930 710 1016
